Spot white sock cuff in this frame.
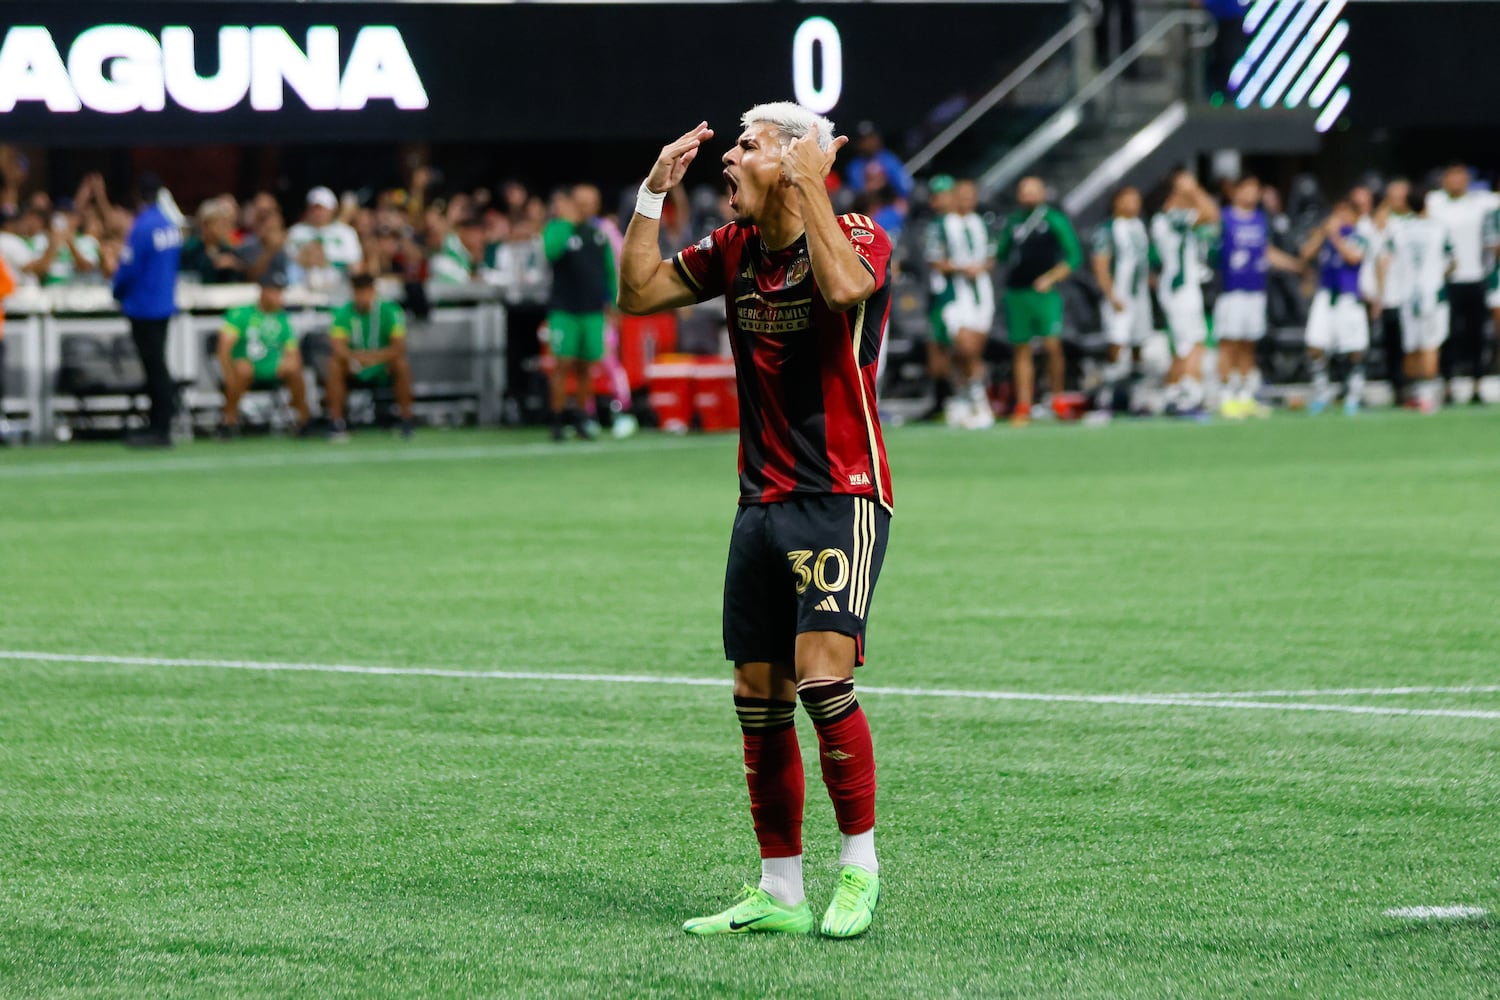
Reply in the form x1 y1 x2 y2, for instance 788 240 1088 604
759 854 805 906
838 829 878 874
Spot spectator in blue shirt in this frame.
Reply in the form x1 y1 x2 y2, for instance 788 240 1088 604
112 173 183 447
844 122 913 201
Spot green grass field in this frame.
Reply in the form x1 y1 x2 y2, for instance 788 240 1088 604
2 410 1498 999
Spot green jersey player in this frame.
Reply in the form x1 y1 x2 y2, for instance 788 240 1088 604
216 273 310 436
326 273 415 440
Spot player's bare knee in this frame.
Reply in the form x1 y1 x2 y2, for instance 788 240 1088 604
733 662 794 700
793 631 857 684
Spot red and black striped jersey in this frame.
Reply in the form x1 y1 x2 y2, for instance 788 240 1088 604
673 213 894 511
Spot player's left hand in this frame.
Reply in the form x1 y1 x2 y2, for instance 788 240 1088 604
781 126 850 189
1033 275 1056 293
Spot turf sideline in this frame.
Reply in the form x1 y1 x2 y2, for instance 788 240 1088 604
0 435 729 479
3 650 1499 722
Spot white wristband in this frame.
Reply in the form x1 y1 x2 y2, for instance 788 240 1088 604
635 182 666 220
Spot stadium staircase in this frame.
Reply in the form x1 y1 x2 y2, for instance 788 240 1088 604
904 3 1320 228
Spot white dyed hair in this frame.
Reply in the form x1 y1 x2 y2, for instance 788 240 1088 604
740 102 835 153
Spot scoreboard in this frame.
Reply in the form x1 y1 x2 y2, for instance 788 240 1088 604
0 1 1067 145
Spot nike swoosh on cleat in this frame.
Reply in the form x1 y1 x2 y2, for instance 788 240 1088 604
727 915 771 930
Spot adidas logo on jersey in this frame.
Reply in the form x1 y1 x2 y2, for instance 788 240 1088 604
814 596 840 613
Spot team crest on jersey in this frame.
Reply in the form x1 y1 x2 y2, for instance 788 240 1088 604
695 235 713 253
849 228 875 245
784 256 810 287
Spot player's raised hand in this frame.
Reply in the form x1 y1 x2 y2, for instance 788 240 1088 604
646 122 714 194
781 126 850 188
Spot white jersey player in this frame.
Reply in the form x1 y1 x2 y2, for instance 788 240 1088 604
1382 194 1452 412
1091 186 1151 404
1150 170 1219 415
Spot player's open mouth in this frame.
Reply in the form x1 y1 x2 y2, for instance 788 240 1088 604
724 171 739 209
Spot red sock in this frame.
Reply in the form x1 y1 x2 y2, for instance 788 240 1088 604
798 681 877 835
736 697 804 858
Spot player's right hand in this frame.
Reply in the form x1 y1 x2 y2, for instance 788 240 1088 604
646 122 714 195
1109 294 1125 313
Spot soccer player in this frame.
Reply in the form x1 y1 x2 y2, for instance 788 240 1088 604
926 178 996 428
0 252 14 444
1301 200 1369 416
1370 180 1414 405
617 104 892 939
543 188 617 441
1150 171 1220 416
1426 164 1499 401
326 273 415 441
1381 192 1451 413
217 273 310 436
996 176 1081 425
920 175 958 421
1213 176 1301 418
1091 185 1151 407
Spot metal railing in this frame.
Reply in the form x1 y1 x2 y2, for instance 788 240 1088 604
903 0 1100 177
978 7 1215 200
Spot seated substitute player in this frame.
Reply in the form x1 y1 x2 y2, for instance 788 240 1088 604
1301 200 1369 416
217 272 310 437
1091 185 1151 408
618 104 894 939
326 273 415 441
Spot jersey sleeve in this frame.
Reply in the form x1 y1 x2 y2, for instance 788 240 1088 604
671 225 730 302
383 301 407 337
924 220 947 265
220 306 249 339
837 214 892 292
1090 222 1113 260
328 304 352 340
1048 208 1084 270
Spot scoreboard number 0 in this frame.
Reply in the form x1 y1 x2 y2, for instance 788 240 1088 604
792 16 842 115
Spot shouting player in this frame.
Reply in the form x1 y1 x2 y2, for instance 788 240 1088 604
1214 176 1301 418
618 104 892 940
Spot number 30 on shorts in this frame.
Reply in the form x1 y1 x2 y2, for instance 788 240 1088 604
786 548 850 595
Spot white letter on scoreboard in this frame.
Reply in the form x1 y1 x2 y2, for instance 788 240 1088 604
250 25 340 111
0 27 83 112
163 26 251 113
68 25 165 114
792 16 841 115
339 26 428 110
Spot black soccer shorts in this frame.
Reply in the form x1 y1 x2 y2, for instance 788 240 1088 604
722 494 891 666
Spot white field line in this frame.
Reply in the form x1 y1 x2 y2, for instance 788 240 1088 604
3 650 1500 722
1158 685 1500 699
0 436 729 479
1384 906 1489 920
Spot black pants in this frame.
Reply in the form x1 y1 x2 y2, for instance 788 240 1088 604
1379 307 1405 402
129 317 176 435
1440 282 1489 379
1095 0 1138 67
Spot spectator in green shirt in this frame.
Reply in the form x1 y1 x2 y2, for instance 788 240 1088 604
325 272 414 441
216 273 310 436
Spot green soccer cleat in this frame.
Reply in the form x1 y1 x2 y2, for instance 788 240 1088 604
682 885 815 936
820 866 880 939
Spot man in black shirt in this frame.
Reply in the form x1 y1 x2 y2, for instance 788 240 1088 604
543 188 617 440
